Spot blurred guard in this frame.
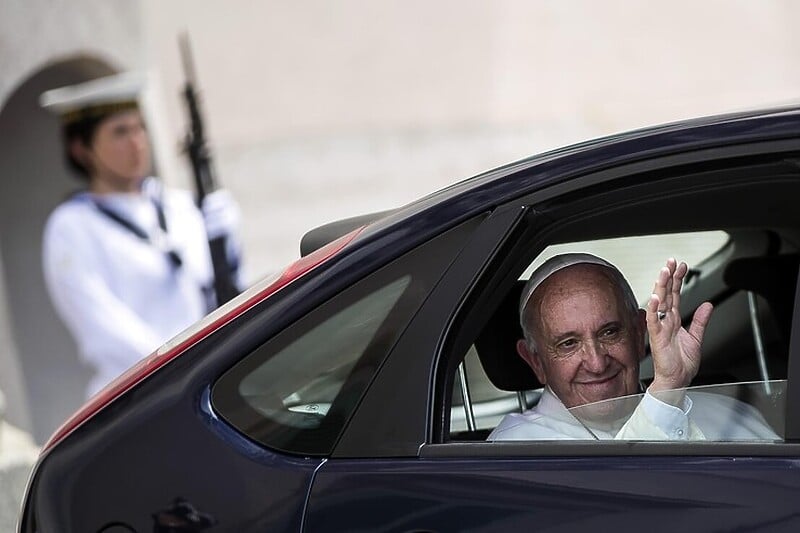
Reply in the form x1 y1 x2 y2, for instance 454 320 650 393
40 72 244 399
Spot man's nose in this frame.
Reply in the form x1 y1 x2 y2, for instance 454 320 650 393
580 339 608 372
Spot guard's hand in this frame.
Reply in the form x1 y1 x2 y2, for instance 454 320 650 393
201 189 241 240
646 258 713 395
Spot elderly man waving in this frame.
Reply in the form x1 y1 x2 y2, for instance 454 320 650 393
488 254 778 441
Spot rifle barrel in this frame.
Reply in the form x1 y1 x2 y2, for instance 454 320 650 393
178 33 238 306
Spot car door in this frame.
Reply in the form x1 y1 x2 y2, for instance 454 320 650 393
304 139 800 532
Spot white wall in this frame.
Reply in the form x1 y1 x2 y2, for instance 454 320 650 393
140 0 800 280
1 0 800 440
0 0 144 440
1 0 142 102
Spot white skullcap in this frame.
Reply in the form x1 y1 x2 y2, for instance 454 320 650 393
39 71 145 123
518 253 622 321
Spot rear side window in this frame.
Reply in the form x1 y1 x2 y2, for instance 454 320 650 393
238 276 410 428
213 216 482 455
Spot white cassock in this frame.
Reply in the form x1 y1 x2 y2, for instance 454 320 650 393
43 177 235 398
487 386 780 441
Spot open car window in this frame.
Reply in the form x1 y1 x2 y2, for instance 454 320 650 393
449 225 797 442
524 231 729 304
449 230 761 440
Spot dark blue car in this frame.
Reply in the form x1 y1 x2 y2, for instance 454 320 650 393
19 106 800 532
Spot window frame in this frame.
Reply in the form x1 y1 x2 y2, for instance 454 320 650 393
211 215 487 456
430 145 800 455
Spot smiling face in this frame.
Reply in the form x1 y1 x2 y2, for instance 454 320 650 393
518 264 645 413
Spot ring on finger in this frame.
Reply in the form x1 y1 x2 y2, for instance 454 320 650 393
657 310 667 320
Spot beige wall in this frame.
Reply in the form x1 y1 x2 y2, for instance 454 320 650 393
143 1 800 142
1 0 800 440
1 0 142 103
141 0 800 279
1 0 144 440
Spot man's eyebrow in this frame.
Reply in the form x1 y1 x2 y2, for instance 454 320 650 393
597 321 624 332
548 321 623 342
549 330 579 344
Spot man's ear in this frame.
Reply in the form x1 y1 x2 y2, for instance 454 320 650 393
69 138 91 170
516 339 547 384
636 308 647 361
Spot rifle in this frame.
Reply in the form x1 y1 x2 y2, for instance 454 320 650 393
179 33 239 306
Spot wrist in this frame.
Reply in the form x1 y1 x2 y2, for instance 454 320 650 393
647 378 689 408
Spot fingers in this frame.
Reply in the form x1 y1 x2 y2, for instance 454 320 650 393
686 301 714 343
649 258 712 341
663 263 674 313
645 293 664 332
672 261 688 313
651 258 677 320
651 265 670 315
651 258 691 319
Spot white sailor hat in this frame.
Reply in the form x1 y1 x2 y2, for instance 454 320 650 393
39 71 145 124
519 253 623 322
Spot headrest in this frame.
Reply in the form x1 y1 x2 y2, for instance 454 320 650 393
475 280 541 391
724 254 800 340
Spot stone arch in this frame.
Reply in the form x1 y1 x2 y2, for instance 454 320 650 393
0 56 118 443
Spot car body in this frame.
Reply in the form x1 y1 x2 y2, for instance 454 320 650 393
19 106 800 532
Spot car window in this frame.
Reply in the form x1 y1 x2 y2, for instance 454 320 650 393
213 274 418 455
566 380 785 441
450 225 800 445
522 231 728 303
239 276 411 420
450 346 539 434
450 231 731 439
214 216 483 456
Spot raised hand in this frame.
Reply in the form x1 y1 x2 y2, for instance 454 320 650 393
646 258 714 394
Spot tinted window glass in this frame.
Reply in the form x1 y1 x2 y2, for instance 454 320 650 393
214 216 482 455
238 276 410 426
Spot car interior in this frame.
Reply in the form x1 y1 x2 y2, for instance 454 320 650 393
444 153 800 442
